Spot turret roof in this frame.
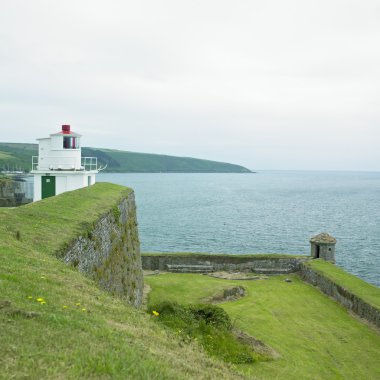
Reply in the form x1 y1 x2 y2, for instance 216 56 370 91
310 233 337 244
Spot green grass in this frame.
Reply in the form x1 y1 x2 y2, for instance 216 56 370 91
0 184 239 379
147 302 258 364
0 142 37 172
0 142 252 173
0 152 13 160
305 259 380 309
146 273 380 380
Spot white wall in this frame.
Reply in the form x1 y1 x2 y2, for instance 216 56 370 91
33 172 96 202
50 135 62 150
55 176 67 196
66 174 87 191
37 136 82 170
33 174 42 202
38 138 50 157
88 174 96 185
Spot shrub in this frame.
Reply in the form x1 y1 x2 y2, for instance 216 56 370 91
147 301 253 364
147 301 184 317
188 304 232 330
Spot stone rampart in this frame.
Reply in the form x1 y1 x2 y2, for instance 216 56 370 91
61 191 143 307
299 263 380 328
142 254 307 274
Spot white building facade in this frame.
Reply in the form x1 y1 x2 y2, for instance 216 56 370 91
31 125 98 201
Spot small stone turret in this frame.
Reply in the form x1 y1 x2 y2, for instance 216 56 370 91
310 233 336 263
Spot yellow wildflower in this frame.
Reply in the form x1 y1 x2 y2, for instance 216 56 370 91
81 308 87 312
152 310 159 317
36 298 44 302
75 303 81 307
27 296 33 299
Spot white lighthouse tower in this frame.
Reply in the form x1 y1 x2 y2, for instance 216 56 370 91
31 124 98 201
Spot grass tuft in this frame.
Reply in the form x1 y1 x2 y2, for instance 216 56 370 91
148 301 256 364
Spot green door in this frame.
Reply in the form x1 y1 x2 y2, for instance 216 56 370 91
41 176 56 199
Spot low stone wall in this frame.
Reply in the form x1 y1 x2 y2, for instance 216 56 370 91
61 191 143 307
0 178 32 207
142 254 307 274
299 263 380 328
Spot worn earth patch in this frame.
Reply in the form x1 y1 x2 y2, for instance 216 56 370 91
202 286 246 304
0 300 40 319
233 329 280 360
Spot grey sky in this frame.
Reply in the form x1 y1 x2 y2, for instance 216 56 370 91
1 0 379 170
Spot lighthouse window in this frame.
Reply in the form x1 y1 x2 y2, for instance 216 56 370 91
63 137 79 149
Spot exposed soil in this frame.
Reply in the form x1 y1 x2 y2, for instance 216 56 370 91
0 300 40 319
233 329 280 359
203 286 246 304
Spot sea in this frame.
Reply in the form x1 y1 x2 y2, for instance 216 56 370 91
98 171 380 287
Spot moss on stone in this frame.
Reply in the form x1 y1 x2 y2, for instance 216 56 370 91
112 205 121 223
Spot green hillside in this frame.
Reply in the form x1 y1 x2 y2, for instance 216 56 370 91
0 143 37 171
0 184 239 379
0 142 252 173
146 272 380 379
2 185 380 378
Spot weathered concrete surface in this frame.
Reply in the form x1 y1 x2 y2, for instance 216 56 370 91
142 254 307 274
0 178 32 207
299 263 380 328
62 192 143 307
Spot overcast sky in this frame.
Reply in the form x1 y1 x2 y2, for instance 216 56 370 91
0 0 379 171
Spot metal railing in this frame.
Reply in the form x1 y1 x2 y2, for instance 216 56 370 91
32 156 38 171
81 157 98 172
31 156 98 172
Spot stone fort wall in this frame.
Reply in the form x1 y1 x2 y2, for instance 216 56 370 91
143 253 380 328
61 191 143 307
142 253 307 274
299 263 380 329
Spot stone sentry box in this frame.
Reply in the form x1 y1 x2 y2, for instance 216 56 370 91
310 233 336 263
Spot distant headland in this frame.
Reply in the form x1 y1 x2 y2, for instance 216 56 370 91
0 142 253 173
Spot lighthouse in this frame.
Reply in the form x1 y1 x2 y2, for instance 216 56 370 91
31 125 98 201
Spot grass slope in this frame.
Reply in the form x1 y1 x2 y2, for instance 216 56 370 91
0 184 239 379
146 273 380 380
0 142 252 173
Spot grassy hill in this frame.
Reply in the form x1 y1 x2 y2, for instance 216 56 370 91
1 185 379 378
146 272 380 379
0 143 37 172
0 142 252 173
0 184 239 379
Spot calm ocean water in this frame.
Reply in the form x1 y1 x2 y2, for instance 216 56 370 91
99 171 380 287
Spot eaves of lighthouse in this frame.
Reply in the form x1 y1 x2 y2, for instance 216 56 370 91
31 124 98 202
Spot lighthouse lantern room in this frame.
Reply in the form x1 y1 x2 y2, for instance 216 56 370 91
31 125 98 201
